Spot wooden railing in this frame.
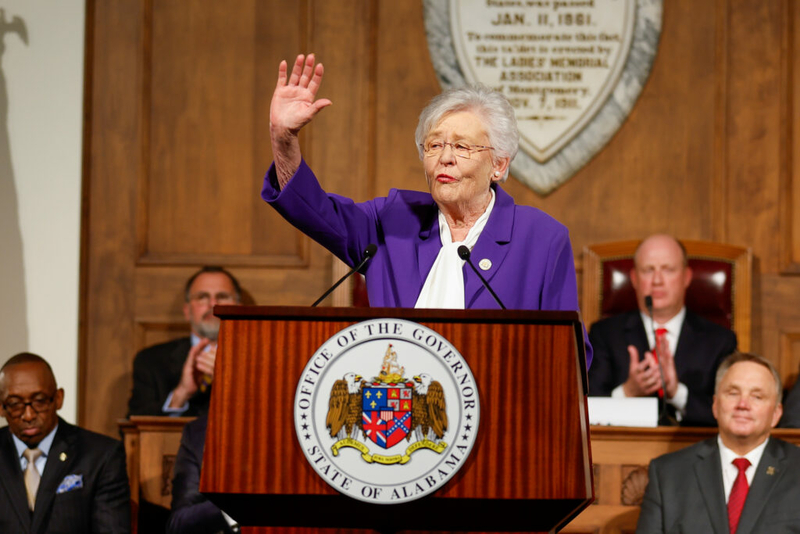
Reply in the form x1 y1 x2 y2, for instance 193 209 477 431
120 417 800 534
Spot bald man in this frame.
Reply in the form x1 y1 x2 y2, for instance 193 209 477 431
588 234 737 426
0 353 130 533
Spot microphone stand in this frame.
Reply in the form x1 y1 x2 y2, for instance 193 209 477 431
311 244 377 307
457 245 506 310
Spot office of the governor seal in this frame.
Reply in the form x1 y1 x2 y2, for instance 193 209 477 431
294 318 481 504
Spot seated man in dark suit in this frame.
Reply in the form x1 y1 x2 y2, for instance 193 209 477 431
167 415 238 534
588 234 737 426
127 266 242 417
0 353 130 533
637 352 800 533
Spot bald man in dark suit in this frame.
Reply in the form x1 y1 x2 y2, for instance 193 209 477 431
0 353 130 534
589 234 737 426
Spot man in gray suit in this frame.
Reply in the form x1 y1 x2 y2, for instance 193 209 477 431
637 352 800 533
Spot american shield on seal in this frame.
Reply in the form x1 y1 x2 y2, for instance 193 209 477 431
361 383 413 448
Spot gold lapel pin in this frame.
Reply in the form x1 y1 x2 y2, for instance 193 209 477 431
766 466 775 475
59 452 67 462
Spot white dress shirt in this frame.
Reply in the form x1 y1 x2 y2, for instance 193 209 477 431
13 424 58 475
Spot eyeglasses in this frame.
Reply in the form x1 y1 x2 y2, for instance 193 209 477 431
188 292 237 305
2 395 55 418
421 140 495 159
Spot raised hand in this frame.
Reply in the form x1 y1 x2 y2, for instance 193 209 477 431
270 54 332 137
655 334 679 399
270 54 332 186
169 339 211 408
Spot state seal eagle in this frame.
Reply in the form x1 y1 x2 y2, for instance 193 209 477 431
410 373 448 442
326 372 364 440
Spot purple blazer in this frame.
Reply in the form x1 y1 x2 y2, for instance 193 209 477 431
262 159 592 366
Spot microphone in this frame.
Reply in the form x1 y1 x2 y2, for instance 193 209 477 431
644 295 669 421
311 244 377 307
457 245 506 310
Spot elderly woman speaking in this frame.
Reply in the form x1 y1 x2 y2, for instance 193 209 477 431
263 54 591 364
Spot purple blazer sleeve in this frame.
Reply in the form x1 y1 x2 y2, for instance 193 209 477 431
262 159 385 269
262 159 592 366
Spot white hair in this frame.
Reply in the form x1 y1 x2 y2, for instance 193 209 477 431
414 84 519 182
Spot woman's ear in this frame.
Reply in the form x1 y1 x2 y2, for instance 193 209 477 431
492 157 510 182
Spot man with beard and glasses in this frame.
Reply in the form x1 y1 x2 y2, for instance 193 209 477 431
127 266 242 417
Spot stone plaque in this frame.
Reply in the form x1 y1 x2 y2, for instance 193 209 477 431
424 0 663 195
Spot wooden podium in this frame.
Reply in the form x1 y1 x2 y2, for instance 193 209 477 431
200 306 593 533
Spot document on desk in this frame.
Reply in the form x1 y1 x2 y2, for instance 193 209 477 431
588 397 658 427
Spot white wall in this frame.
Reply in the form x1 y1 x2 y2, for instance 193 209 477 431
0 1 85 424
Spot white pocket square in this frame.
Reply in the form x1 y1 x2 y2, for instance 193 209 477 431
56 474 83 494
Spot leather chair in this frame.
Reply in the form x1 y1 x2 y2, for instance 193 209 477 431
581 239 752 351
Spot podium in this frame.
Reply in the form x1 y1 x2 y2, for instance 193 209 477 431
200 306 593 533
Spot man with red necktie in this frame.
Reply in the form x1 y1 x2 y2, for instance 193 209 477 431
588 234 738 426
636 352 800 533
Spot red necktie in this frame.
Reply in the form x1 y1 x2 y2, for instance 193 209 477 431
652 327 668 398
728 457 751 534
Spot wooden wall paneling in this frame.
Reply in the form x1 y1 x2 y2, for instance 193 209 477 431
140 0 308 267
712 0 730 244
136 322 190 355
725 0 783 274
506 1 721 249
780 330 800 390
82 0 345 436
755 274 800 388
81 0 145 432
373 2 442 198
783 0 800 273
306 0 374 302
249 0 312 270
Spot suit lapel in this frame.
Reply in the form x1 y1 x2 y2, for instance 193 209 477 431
464 185 512 308
735 439 787 534
169 338 192 380
31 420 77 534
624 312 650 357
673 311 698 376
693 439 728 534
0 429 31 531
